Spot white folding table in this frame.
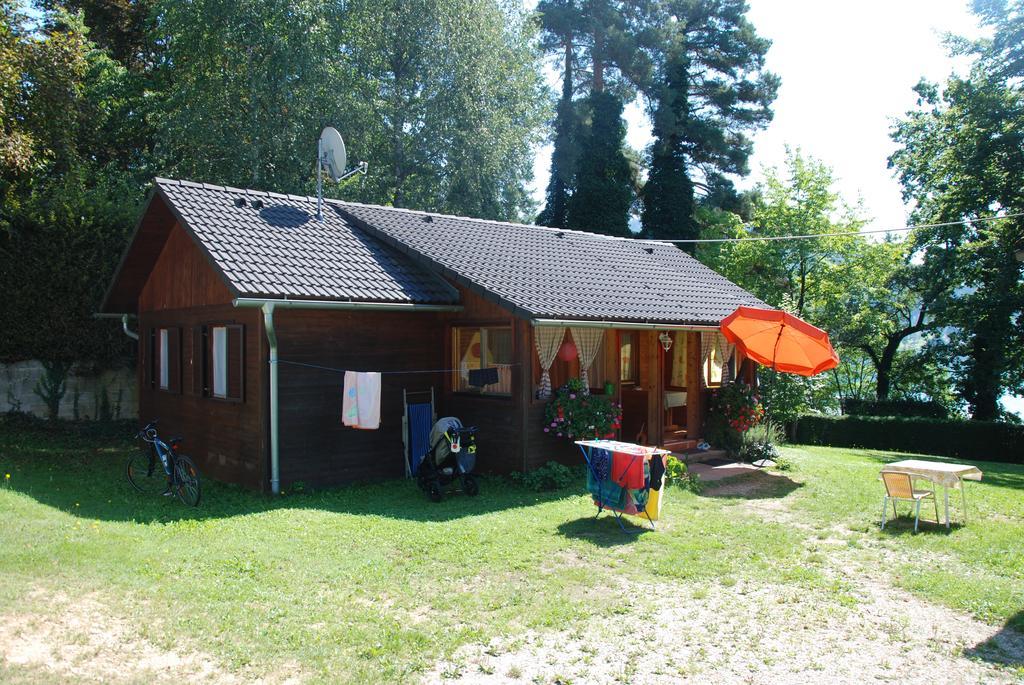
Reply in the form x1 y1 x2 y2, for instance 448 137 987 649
883 459 983 530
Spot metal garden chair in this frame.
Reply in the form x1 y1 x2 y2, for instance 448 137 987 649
880 470 939 533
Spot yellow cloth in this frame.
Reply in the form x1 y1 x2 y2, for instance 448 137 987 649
628 485 665 521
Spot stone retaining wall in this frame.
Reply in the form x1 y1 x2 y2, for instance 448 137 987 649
0 361 137 421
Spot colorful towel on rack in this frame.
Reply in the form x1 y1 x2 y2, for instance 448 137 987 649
612 448 647 489
587 467 627 510
590 447 612 481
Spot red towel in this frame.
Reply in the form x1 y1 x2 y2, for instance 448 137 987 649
612 450 646 489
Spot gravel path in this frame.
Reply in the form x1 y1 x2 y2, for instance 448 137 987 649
428 573 1022 685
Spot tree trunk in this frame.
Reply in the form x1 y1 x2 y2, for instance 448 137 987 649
966 327 1002 421
592 28 604 92
964 251 1017 421
875 338 901 401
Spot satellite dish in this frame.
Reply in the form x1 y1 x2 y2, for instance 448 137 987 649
319 127 347 182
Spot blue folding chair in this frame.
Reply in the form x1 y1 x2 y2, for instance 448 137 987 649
403 388 435 477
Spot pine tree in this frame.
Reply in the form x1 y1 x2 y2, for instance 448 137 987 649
641 49 695 244
537 0 582 227
641 0 778 246
566 90 632 236
562 0 651 235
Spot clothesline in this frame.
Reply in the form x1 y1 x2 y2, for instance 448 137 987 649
270 359 520 376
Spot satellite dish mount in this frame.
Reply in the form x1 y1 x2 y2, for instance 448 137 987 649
316 126 368 221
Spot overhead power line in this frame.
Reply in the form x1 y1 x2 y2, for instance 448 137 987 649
653 212 1024 244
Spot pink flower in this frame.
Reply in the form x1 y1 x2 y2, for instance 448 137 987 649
569 393 577 400
544 427 550 433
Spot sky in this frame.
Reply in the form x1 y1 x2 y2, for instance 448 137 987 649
527 0 1024 417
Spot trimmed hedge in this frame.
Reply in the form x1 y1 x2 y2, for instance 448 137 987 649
841 398 949 419
793 415 1024 463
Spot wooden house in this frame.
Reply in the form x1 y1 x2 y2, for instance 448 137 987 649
101 178 765 492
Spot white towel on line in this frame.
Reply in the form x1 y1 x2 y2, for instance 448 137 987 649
342 371 381 430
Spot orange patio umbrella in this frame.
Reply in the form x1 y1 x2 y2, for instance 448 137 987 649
720 306 839 377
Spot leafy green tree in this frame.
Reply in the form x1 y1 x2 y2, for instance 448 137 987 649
641 0 778 246
0 1 33 182
45 0 156 70
702 151 960 414
154 0 546 220
0 7 141 365
890 72 1024 420
705 150 864 317
817 237 953 402
968 0 1024 79
641 47 694 243
151 0 348 192
342 0 547 220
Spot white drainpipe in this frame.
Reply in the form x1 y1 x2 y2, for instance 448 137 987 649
121 314 140 340
261 302 281 495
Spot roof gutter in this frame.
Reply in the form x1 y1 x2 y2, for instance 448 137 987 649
232 297 463 312
531 318 721 332
236 296 463 496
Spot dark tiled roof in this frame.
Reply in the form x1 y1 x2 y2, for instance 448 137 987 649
150 178 766 324
153 178 459 304
332 202 768 325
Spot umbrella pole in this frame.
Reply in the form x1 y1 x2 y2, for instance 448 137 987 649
756 324 785 467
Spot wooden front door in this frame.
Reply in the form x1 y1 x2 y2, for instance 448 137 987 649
618 330 648 442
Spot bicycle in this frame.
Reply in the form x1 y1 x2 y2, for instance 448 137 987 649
126 419 201 507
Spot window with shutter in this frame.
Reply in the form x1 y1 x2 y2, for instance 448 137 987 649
203 324 244 401
151 327 181 394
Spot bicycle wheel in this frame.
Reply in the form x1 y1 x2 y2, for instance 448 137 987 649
126 451 167 494
173 455 201 507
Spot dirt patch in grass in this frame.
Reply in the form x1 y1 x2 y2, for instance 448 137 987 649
426 574 1023 685
0 592 302 685
702 470 798 499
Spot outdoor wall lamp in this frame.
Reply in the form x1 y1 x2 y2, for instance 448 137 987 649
659 331 673 352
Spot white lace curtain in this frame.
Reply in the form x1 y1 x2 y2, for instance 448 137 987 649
701 332 714 387
534 326 564 399
570 328 604 394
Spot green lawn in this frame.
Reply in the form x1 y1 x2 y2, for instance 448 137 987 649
0 417 1021 683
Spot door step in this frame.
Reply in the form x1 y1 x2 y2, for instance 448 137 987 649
661 438 697 453
687 449 730 463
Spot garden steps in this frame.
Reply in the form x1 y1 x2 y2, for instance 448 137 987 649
672 448 729 464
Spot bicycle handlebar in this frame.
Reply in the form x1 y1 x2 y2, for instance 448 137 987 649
137 419 159 441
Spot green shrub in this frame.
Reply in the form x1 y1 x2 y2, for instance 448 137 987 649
739 438 779 464
511 461 579 491
664 456 702 494
771 454 794 471
745 422 786 445
793 415 1024 463
664 455 687 481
